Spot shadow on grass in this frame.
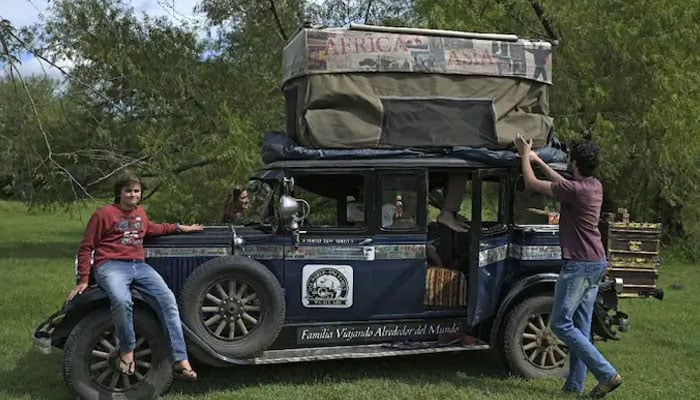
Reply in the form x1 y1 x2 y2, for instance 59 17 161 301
0 349 71 400
172 350 516 395
2 348 545 399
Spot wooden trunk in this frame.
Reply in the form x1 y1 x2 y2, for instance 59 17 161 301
604 220 661 297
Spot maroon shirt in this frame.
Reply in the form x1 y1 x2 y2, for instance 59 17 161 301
551 177 606 261
77 204 177 284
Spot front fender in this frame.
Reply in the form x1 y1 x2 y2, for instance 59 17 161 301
489 273 627 345
490 273 558 345
38 285 151 349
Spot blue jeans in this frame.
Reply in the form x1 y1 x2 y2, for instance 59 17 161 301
551 260 617 392
95 260 188 362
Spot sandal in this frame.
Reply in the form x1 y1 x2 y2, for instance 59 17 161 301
173 363 198 381
116 356 135 376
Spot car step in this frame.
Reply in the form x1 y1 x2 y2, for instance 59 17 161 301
237 339 490 365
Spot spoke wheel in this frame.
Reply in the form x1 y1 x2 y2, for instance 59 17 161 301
502 296 570 378
63 308 172 400
201 279 262 341
88 333 154 392
180 256 285 360
520 311 568 370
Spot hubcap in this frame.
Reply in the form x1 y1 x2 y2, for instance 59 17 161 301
521 312 568 369
201 279 262 341
89 331 153 391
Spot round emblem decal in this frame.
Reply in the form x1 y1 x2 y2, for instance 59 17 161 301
302 265 353 308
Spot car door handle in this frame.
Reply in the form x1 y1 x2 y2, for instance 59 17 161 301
362 246 376 261
358 238 373 246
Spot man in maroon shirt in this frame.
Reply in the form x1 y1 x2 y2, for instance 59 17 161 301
516 134 622 398
66 173 203 380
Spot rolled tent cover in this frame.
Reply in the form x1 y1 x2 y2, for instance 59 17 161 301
282 25 554 149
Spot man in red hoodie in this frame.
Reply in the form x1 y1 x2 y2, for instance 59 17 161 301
66 173 203 380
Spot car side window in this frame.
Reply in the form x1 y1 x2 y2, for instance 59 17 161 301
291 173 366 228
481 179 502 223
514 177 561 225
380 174 418 230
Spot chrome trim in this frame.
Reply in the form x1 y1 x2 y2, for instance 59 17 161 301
614 278 624 294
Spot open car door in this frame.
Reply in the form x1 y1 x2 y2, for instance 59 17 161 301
468 168 510 326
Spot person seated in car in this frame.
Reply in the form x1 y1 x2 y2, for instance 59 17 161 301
431 171 470 232
222 185 250 225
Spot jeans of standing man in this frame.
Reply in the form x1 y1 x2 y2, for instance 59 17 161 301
94 260 188 362
551 260 617 393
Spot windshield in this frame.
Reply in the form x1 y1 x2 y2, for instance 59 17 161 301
245 180 276 225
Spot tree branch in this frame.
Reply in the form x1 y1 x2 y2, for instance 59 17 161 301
4 28 129 114
85 155 150 188
0 24 16 84
268 0 288 41
140 157 222 179
363 0 375 24
527 0 560 42
140 157 223 201
0 36 95 201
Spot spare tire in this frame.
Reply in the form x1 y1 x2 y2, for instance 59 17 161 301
180 256 285 359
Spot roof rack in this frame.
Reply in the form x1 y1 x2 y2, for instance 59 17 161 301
348 23 520 42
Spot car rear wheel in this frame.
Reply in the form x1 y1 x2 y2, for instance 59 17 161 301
502 296 569 378
62 309 172 400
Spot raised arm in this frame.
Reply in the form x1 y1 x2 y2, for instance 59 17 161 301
529 151 565 183
516 134 554 198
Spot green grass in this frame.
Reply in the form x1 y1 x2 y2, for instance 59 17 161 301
0 200 698 399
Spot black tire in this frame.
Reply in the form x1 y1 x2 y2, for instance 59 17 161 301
502 296 569 378
62 309 173 400
180 256 285 359
186 341 231 368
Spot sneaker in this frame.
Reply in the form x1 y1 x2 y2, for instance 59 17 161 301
588 373 622 398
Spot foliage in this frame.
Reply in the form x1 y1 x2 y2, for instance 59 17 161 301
0 0 699 250
1 0 267 222
414 0 700 246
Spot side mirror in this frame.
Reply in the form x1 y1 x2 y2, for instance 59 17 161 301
278 194 299 219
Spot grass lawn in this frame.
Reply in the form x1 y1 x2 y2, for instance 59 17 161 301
0 200 698 399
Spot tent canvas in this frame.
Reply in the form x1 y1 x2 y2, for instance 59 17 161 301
282 25 554 149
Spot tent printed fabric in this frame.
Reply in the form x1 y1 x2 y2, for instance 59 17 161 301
282 25 554 150
282 26 553 85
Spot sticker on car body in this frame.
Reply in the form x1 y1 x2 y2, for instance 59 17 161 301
302 265 354 308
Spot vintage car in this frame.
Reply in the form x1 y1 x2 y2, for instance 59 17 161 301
33 146 629 400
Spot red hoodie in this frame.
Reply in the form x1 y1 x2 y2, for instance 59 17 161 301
77 204 177 284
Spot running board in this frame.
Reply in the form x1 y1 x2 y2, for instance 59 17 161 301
234 340 490 365
184 324 490 366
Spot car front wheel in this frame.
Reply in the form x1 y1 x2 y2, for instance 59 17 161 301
62 309 173 400
502 295 570 378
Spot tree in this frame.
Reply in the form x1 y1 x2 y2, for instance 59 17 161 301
2 0 699 252
414 0 700 244
2 0 267 221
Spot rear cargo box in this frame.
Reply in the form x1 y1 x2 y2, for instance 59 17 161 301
604 220 662 297
282 25 554 149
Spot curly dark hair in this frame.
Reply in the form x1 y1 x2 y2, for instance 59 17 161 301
113 173 144 203
569 140 600 177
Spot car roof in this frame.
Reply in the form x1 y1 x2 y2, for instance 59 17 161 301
262 157 496 170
